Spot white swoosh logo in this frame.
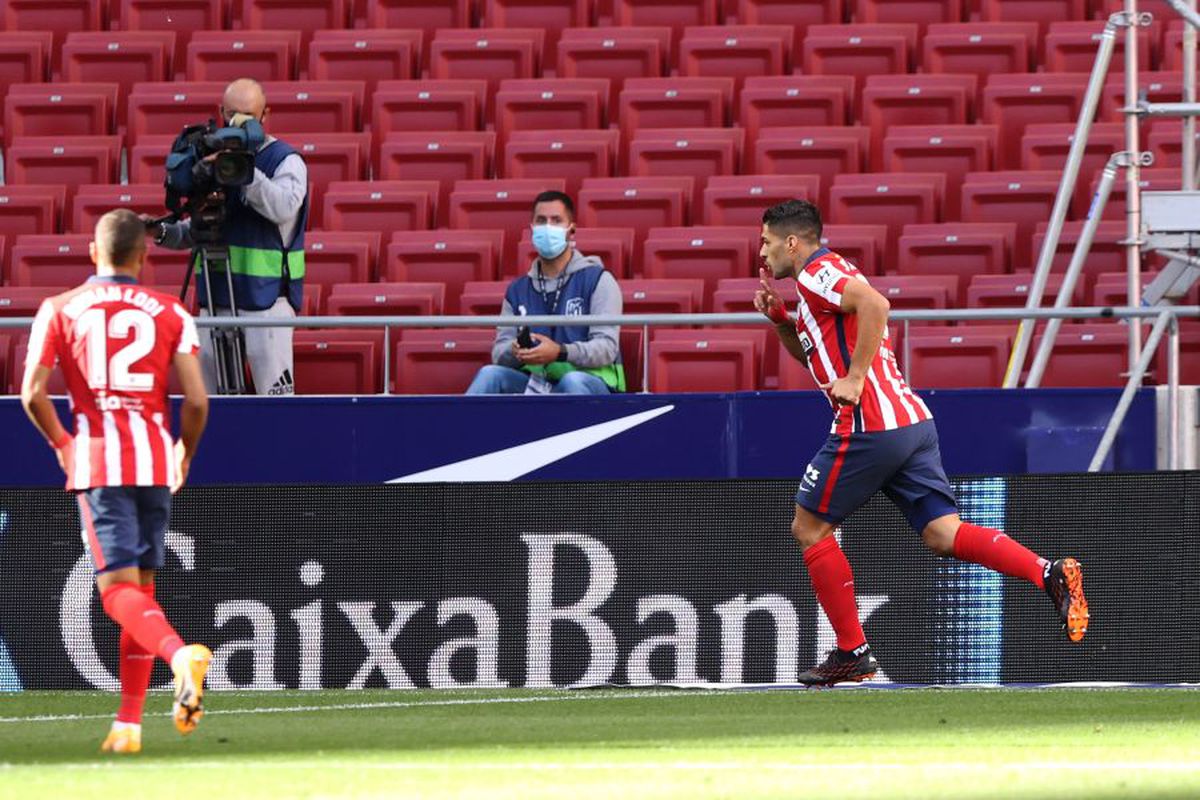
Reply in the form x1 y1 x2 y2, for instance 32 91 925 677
388 405 676 483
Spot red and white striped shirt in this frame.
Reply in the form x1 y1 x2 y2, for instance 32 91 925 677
792 248 932 436
25 276 200 490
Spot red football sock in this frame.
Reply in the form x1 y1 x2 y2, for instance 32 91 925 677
100 582 185 664
803 536 867 652
115 584 158 724
952 522 1048 589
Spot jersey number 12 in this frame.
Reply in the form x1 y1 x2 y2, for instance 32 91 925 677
75 308 156 392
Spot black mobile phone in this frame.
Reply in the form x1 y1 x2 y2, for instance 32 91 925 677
516 326 535 349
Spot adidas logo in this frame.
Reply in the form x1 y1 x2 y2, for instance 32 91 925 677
266 369 295 396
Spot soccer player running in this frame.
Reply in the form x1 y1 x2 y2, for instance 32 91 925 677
20 209 212 752
753 200 1089 687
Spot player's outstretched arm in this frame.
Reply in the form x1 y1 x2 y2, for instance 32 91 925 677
172 351 209 494
754 268 808 367
20 363 72 473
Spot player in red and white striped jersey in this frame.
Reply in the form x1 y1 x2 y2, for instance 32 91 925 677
753 200 1089 687
20 209 212 753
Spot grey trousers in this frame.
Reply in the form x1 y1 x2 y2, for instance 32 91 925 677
199 297 295 395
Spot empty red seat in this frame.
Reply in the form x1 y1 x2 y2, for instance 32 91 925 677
749 126 869 205
304 230 380 291
1043 20 1150 73
620 277 706 314
4 136 121 198
896 222 1015 303
70 184 164 233
61 33 174 117
829 172 944 253
871 274 958 317
853 0 962 28
861 74 977 166
322 180 438 236
429 28 543 107
307 29 420 89
235 0 350 41
447 178 565 267
4 83 118 146
364 0 471 67
0 286 68 322
802 23 916 78
383 230 503 313
287 132 370 195
1020 122 1123 195
8 234 109 287
702 174 821 226
627 127 744 207
126 81 223 140
516 226 635 278
0 185 65 238
880 125 996 217
460 279 511 315
711 274 795 385
0 32 51 103
612 0 719 58
642 225 755 304
967 272 1082 311
493 77 609 142
921 22 1037 82
980 0 1088 38
907 325 1015 388
556 27 668 111
326 281 445 317
577 176 693 256
678 24 792 86
1091 271 1158 309
293 328 383 395
737 0 843 53
649 329 766 392
3 0 103 77
616 76 733 140
982 72 1088 170
819 224 888 274
737 75 854 139
119 2 224 71
620 326 646 393
262 80 361 134
371 79 485 140
482 0 591 68
501 129 620 197
392 328 496 394
128 133 175 184
378 131 497 226
1030 221 1127 296
1034 323 1128 387
1146 116 1198 168
960 170 1061 267
187 30 300 82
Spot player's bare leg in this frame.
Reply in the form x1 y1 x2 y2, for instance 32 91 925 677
928 513 1089 642
793 505 879 686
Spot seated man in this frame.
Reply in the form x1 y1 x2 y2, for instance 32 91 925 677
466 190 625 395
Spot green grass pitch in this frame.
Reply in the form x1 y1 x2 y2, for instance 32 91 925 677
1 688 1197 799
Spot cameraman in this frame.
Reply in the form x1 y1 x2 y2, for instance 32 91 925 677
150 78 308 396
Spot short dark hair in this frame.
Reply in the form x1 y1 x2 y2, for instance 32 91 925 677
531 190 575 221
762 199 822 242
94 208 148 267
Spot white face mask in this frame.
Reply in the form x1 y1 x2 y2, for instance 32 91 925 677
531 224 569 260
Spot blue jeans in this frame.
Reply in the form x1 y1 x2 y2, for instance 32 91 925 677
466 365 611 395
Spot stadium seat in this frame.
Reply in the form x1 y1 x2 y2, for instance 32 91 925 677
616 76 733 140
0 185 65 238
322 180 438 237
1033 323 1128 387
620 326 646 393
979 0 1088 40
737 75 854 138
1146 117 1198 168
612 0 719 59
186 30 300 82
620 277 706 315
516 226 635 278
2 0 103 78
144 249 192 289
1029 221 1126 296
677 25 792 87
371 79 486 139
711 274 795 386
801 23 917 78
906 325 1015 388
4 136 121 199
870 275 958 319
481 0 592 70
0 32 52 102
627 127 744 208
363 0 471 69
378 131 497 226
429 28 543 109
8 234 109 287
982 73 1089 170
880 125 997 217
921 22 1037 84
860 74 977 167
701 174 821 226
819 224 889 274
234 1 350 52
829 173 944 253
293 328 384 395
307 29 420 89
556 27 668 111
1085 167 1180 223
896 222 1015 303
447 179 565 267
0 285 68 318
1091 271 1159 309
118 1 224 73
1162 19 1192 72
777 344 822 391
460 279 511 315
736 0 843 54
127 133 175 184
325 281 445 318
262 80 362 134
61 33 174 122
960 170 1062 267
749 127 870 205
649 329 766 392
69 184 164 233
286 132 370 195
852 0 962 29
493 77 609 143
642 226 755 304
966 272 1083 313
392 328 496 394
4 83 118 146
126 82 223 140
383 230 503 314
1043 20 1150 73
501 129 620 198
577 176 693 256
1020 122 1123 191
304 230 381 292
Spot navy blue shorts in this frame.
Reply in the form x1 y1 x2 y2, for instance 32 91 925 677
795 419 959 533
76 487 172 575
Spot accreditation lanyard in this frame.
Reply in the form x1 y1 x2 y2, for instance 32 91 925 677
535 265 571 315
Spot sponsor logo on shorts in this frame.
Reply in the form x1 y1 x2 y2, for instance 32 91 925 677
800 463 820 492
